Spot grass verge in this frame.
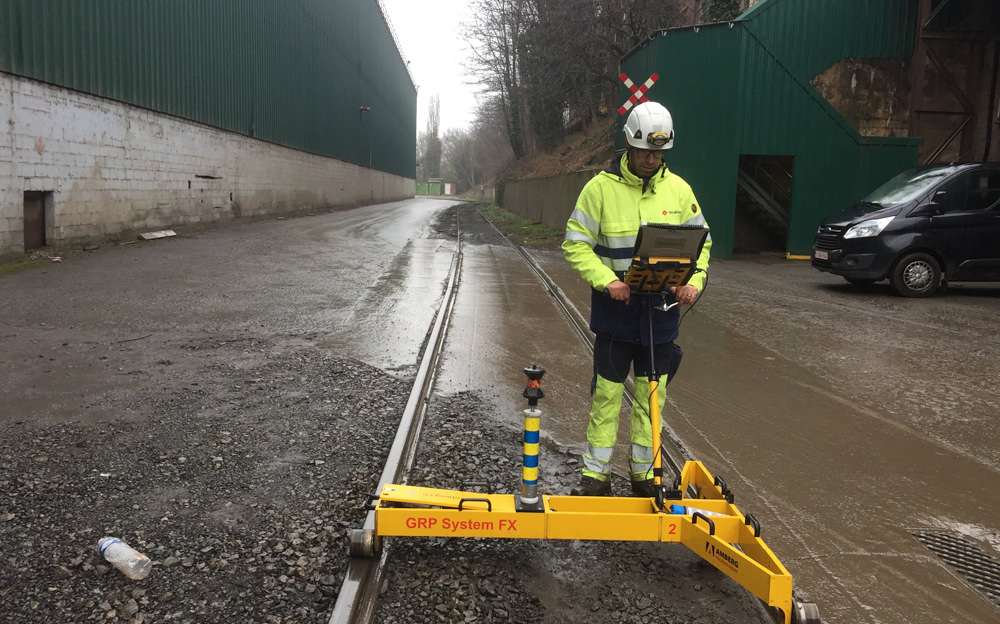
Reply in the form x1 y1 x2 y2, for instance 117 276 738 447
477 204 564 248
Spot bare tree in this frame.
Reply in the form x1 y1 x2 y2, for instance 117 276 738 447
594 0 688 57
701 0 741 22
518 0 594 147
441 96 516 191
464 0 692 164
441 128 476 190
420 94 443 179
472 95 518 180
465 0 532 158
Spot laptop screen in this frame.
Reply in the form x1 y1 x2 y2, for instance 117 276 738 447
632 223 709 260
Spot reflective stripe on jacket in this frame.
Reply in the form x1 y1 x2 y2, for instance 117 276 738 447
563 153 711 344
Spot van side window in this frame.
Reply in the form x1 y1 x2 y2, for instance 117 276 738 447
970 170 1000 211
934 176 968 214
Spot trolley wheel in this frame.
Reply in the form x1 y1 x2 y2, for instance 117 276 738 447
791 600 821 624
348 528 380 558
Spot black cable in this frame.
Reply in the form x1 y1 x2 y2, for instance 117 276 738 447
678 270 708 327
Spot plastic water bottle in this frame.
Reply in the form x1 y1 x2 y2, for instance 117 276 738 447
668 504 729 517
98 537 152 580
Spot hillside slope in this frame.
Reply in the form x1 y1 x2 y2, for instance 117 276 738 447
507 118 619 180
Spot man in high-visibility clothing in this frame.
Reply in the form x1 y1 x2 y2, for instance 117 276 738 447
563 100 710 497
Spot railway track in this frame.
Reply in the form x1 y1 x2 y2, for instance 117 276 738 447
328 204 816 624
327 211 464 624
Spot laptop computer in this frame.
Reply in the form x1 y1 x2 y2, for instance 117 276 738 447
624 223 710 292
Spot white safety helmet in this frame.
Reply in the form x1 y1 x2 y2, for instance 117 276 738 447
623 101 674 150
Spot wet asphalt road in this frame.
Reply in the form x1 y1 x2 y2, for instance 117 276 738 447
677 259 1000 624
2 197 998 623
0 199 457 426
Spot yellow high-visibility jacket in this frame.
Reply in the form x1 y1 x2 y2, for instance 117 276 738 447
563 152 711 344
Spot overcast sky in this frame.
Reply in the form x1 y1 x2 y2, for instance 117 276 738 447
380 0 480 136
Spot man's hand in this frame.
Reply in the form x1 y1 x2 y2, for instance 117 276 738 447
672 284 699 305
606 280 631 303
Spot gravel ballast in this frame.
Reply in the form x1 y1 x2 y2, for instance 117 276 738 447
1 336 408 622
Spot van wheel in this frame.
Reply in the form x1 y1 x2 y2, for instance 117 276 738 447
890 253 941 297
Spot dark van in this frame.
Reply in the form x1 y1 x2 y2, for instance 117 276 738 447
812 163 1000 297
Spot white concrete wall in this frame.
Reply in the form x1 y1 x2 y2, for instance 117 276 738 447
0 73 414 255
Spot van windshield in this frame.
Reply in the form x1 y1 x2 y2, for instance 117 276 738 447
860 168 956 205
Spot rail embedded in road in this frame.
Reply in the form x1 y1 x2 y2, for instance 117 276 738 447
328 233 463 623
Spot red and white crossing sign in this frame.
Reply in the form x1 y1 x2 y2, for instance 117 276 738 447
619 72 659 115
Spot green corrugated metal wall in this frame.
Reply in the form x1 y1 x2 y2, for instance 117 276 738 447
620 0 921 257
740 0 918 81
0 0 416 179
622 27 742 257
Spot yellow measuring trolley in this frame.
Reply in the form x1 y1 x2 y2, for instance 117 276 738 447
374 461 791 606
350 224 819 623
351 367 819 624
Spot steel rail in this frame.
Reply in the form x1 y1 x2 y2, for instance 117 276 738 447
474 205 692 480
328 211 464 624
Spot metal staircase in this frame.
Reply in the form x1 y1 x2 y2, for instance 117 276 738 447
734 157 794 253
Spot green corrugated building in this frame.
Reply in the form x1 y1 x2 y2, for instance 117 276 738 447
1 0 417 254
620 0 922 257
0 0 415 177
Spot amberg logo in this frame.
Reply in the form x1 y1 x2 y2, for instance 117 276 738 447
706 542 740 569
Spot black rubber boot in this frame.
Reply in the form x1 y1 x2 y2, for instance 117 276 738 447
570 476 611 496
630 478 658 498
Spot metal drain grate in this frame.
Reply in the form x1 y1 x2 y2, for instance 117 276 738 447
912 530 1000 609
